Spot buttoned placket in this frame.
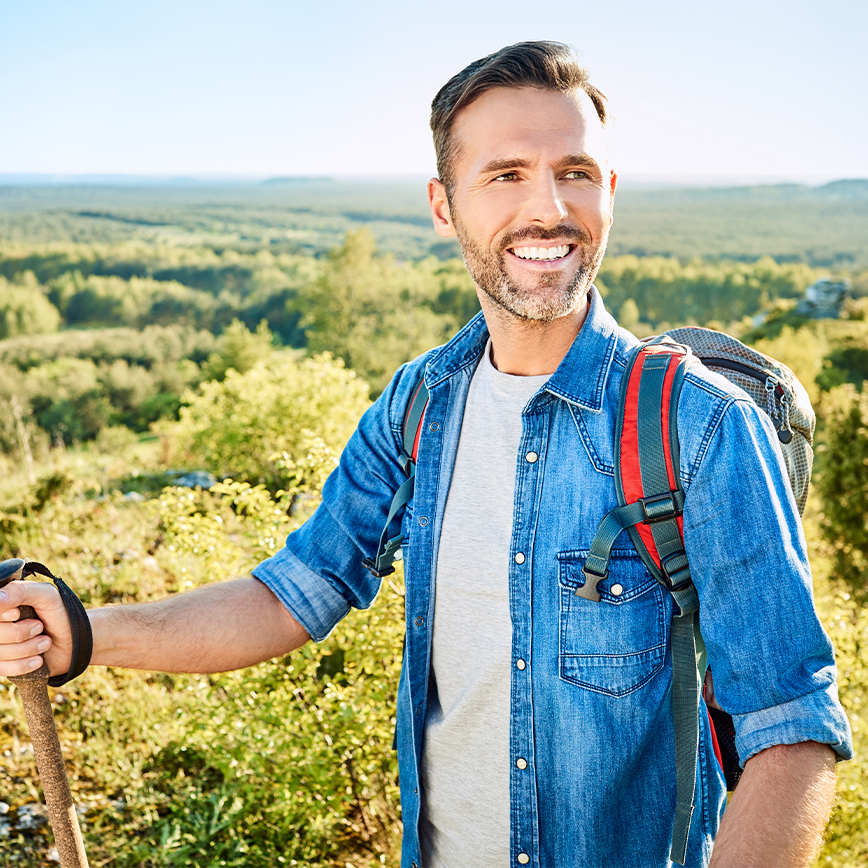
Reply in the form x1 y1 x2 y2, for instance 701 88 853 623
508 398 548 868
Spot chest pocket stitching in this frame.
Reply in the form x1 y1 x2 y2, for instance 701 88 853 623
557 550 667 697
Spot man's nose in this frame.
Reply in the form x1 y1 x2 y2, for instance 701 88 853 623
521 174 568 227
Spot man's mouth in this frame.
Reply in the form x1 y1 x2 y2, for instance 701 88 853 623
509 244 572 261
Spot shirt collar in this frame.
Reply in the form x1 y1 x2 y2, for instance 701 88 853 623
425 287 620 413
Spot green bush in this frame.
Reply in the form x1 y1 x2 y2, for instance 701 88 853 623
169 352 370 494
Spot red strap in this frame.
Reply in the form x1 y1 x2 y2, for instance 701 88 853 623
704 688 725 770
411 403 427 462
403 379 429 464
619 346 686 569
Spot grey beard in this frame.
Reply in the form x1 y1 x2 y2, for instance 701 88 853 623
455 220 608 323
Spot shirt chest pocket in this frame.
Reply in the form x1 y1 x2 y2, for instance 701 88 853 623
557 550 668 696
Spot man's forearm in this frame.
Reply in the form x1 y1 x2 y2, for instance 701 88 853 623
89 577 310 673
709 740 836 868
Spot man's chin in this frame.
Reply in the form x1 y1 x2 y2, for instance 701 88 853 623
482 282 590 324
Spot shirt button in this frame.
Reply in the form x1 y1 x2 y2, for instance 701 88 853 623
514 552 526 564
516 758 527 769
525 451 538 463
516 658 526 670
518 854 530 865
414 616 424 626
611 583 624 596
418 516 429 527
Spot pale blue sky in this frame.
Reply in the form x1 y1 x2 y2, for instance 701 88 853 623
1 0 865 182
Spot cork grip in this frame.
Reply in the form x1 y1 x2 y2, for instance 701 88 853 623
10 603 89 868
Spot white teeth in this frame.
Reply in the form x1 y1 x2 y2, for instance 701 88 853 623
512 244 570 261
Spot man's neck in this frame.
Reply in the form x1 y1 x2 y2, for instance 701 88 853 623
480 294 590 377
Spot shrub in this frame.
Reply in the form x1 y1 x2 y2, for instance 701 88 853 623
169 352 370 494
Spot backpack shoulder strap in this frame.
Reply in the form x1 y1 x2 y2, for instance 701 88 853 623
362 376 429 578
581 341 695 600
584 340 703 866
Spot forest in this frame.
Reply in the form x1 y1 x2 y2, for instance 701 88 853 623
0 178 867 866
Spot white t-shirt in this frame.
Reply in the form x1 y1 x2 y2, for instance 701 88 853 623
420 344 549 866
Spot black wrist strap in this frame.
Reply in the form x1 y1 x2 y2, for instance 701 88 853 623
22 561 93 687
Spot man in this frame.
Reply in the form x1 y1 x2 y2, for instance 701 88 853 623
0 42 852 868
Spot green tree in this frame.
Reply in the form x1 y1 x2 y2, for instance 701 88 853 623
817 384 868 595
201 319 274 382
0 279 61 338
295 230 457 395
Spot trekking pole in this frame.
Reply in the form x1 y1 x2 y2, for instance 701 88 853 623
0 557 89 868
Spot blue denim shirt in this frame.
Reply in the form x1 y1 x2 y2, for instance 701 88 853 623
254 291 852 868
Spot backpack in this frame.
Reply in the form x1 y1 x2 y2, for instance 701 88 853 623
364 326 814 866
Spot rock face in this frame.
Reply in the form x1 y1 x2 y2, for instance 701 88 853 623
797 278 853 319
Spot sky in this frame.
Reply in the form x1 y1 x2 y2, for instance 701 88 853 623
0 0 866 184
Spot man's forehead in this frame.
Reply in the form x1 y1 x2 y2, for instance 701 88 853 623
450 86 609 171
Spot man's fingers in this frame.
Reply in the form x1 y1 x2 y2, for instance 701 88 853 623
0 580 72 679
0 579 66 616
0 602 53 677
0 618 44 644
0 654 47 677
0 630 52 661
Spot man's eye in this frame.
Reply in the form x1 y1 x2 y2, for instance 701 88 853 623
565 170 588 179
494 172 518 182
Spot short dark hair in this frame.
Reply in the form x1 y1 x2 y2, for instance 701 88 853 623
430 41 608 198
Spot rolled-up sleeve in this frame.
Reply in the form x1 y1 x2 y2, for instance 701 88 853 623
681 387 853 763
253 356 428 642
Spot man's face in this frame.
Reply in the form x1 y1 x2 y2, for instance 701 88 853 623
428 86 617 323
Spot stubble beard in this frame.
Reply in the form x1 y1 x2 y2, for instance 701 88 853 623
453 215 609 324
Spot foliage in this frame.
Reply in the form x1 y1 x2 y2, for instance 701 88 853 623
816 385 868 597
597 255 819 331
201 318 275 382
294 229 469 395
0 276 61 339
168 352 370 493
0 451 403 867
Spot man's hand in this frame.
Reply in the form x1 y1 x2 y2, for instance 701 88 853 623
709 740 837 868
0 580 73 678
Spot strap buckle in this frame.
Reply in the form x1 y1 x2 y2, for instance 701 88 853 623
660 550 692 591
361 557 395 579
575 565 606 602
640 492 681 523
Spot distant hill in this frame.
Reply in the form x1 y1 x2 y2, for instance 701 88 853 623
0 177 865 268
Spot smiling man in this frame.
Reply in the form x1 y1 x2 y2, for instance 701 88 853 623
0 42 852 868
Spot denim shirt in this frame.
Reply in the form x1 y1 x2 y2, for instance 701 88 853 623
254 290 852 868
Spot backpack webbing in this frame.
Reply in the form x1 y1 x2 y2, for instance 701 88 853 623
584 342 703 865
363 377 429 578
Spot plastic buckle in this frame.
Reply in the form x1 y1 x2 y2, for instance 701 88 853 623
660 550 692 591
361 557 395 579
576 566 606 602
640 492 680 523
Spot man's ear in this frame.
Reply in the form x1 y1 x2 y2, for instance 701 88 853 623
608 169 618 226
428 178 456 238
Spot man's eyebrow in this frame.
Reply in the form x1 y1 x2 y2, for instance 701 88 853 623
478 154 602 175
478 157 533 175
559 154 602 172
